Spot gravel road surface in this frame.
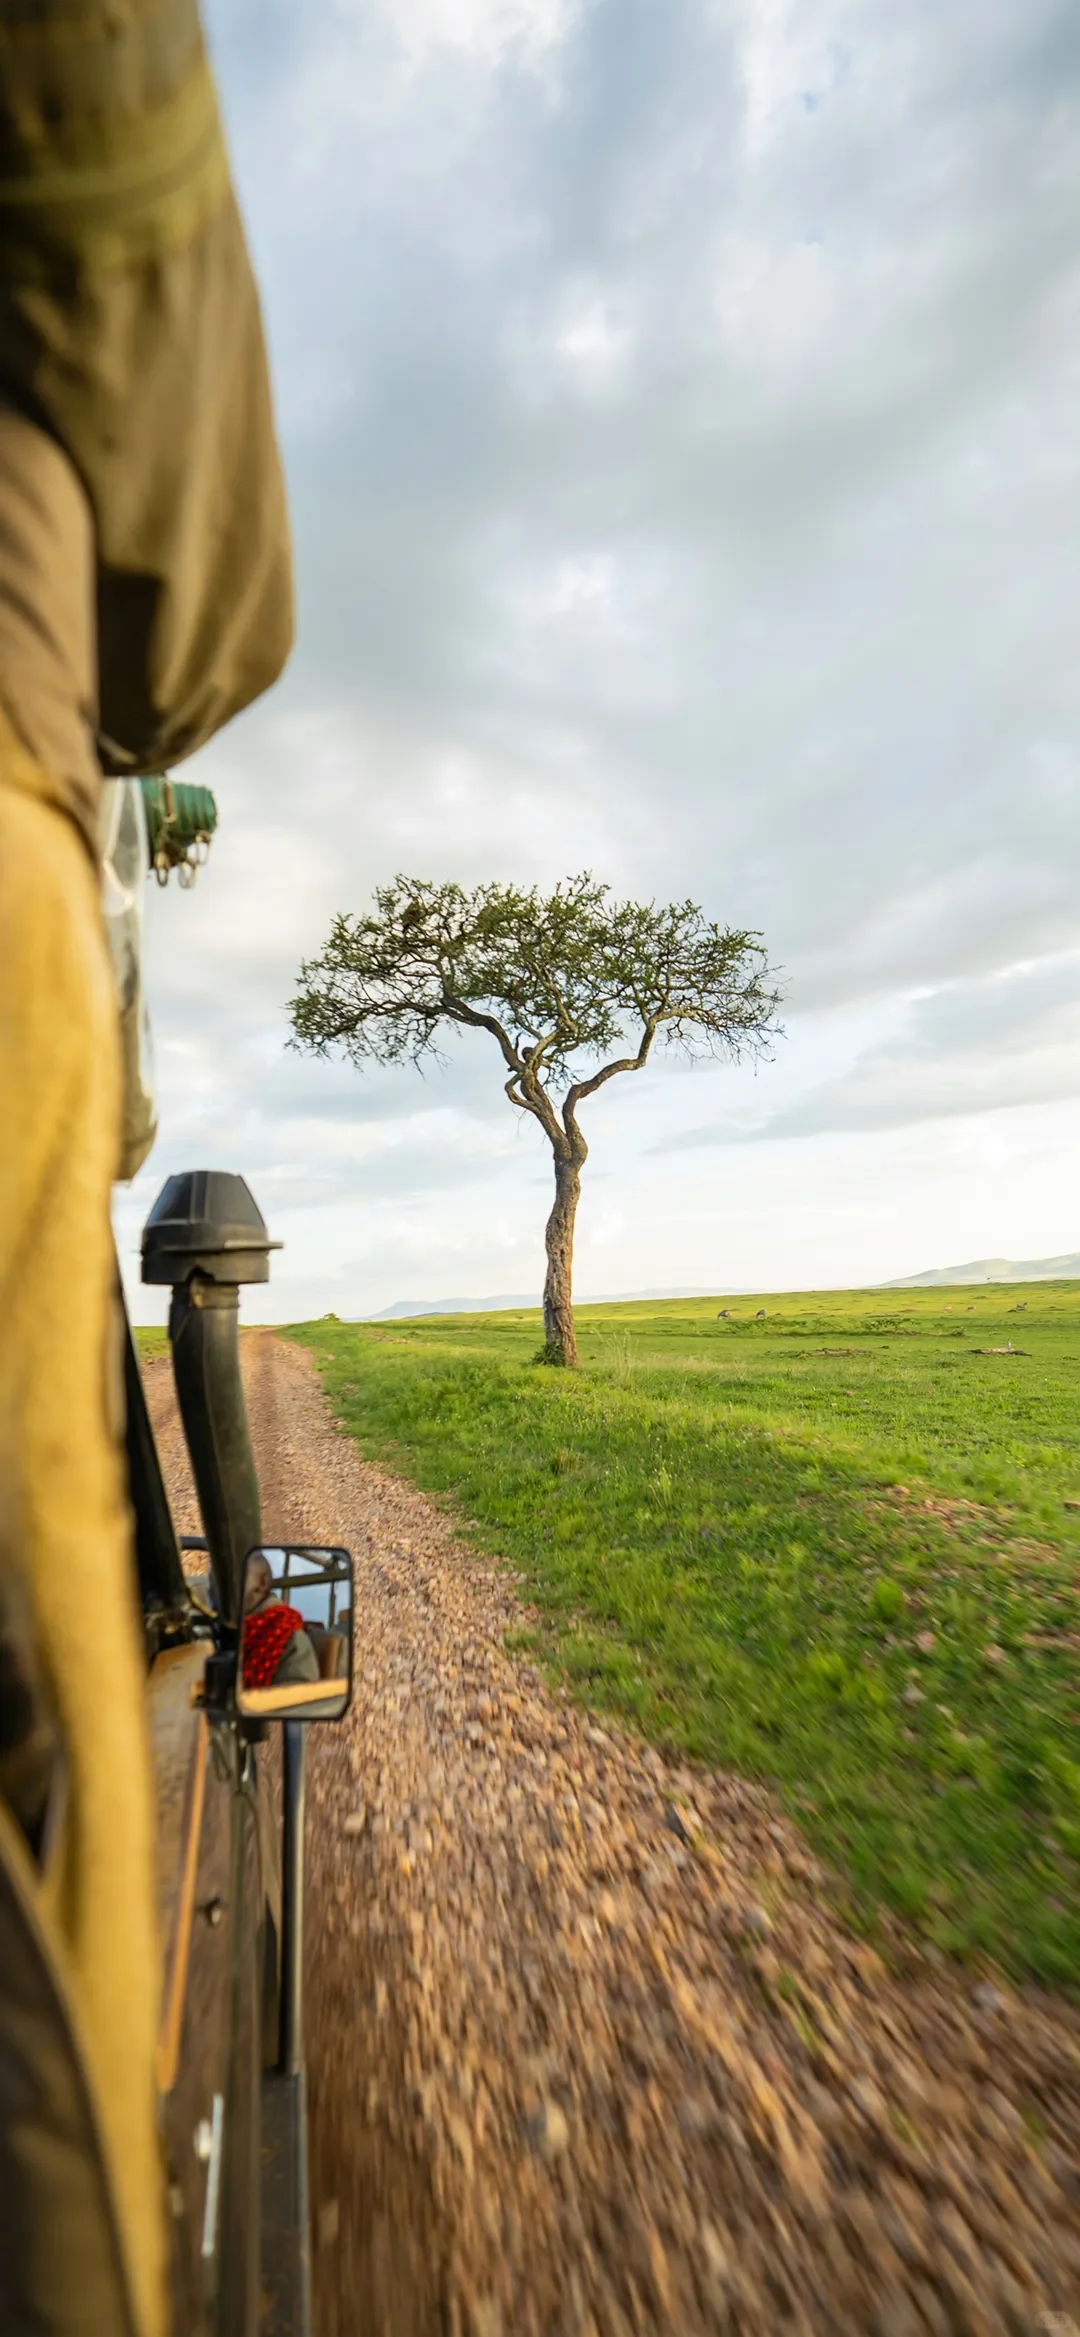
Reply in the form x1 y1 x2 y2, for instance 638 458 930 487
145 1330 1080 2337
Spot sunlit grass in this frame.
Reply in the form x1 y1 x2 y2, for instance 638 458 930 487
276 1283 1080 1988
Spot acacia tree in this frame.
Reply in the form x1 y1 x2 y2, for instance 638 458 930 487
289 874 781 1368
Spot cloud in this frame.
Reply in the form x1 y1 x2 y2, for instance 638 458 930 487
659 952 1080 1147
376 0 580 67
125 0 1080 1313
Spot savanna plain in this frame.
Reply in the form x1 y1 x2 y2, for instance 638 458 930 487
277 1282 1080 1993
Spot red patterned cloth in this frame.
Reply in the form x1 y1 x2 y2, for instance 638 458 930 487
242 1602 306 1689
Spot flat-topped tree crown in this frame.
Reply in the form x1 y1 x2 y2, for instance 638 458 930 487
290 874 782 1366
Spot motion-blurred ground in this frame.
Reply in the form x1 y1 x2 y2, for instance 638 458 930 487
147 1332 1080 2335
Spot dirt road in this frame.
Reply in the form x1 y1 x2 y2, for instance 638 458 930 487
146 1331 1080 2336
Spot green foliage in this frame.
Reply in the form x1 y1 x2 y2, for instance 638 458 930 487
289 1280 1080 1989
288 871 780 1101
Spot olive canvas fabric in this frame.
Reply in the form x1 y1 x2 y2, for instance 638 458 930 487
0 0 293 805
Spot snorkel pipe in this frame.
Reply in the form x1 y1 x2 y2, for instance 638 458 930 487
141 1172 280 1626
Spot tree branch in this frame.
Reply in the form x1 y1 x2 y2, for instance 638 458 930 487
441 995 524 1077
504 1070 559 1140
562 1020 658 1147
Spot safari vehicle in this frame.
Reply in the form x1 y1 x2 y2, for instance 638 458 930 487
1 1163 348 2336
128 1166 354 2336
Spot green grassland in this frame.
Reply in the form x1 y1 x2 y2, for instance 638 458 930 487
261 1286 1080 1984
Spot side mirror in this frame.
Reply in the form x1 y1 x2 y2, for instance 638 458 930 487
236 1546 353 1723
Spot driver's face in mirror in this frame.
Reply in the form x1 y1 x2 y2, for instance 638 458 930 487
243 1554 276 1616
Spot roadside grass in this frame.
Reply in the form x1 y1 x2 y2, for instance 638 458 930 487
278 1285 1080 1989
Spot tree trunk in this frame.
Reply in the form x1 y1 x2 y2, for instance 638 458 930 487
542 1152 581 1367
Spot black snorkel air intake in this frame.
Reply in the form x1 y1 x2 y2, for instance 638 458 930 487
142 1172 280 1626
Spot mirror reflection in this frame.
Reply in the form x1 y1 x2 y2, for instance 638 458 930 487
236 1545 353 1721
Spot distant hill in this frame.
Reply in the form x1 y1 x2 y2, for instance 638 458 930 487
368 1285 733 1321
886 1254 1080 1288
371 1294 537 1320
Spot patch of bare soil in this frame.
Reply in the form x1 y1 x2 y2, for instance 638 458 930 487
145 1334 1080 2337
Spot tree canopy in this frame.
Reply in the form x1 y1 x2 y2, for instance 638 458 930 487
290 873 782 1362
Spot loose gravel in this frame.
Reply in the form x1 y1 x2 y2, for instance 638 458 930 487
144 1331 1080 2337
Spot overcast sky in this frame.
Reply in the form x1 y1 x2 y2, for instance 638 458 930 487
118 0 1080 1323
